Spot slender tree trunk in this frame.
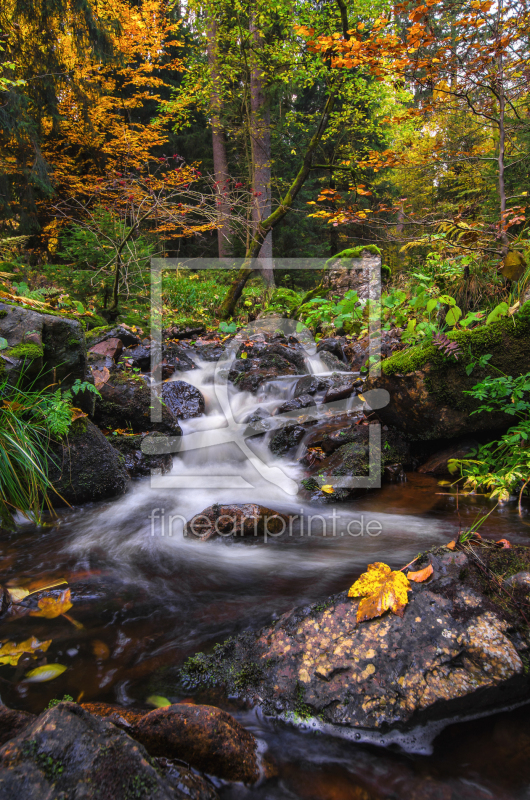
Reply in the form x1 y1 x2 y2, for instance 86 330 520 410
219 90 337 318
249 4 274 289
207 15 231 258
497 0 509 255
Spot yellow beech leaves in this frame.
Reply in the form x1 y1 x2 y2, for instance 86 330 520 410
0 636 52 666
348 562 411 622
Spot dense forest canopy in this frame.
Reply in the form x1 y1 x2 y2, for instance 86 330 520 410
0 0 529 314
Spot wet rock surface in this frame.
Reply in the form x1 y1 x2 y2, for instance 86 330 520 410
162 380 205 419
47 420 130 505
133 704 259 784
0 706 34 747
185 503 289 541
93 370 196 434
228 353 298 393
269 424 309 457
418 439 479 474
300 423 410 502
109 432 173 478
0 702 218 800
181 547 530 735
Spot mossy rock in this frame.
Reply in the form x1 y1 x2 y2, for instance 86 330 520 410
365 309 530 440
46 420 129 506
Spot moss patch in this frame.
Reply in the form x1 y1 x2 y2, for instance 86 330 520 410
325 245 381 269
7 342 43 360
382 312 530 381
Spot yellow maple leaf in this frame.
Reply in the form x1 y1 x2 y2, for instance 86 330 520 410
348 562 411 622
0 636 52 666
321 485 334 494
30 589 73 619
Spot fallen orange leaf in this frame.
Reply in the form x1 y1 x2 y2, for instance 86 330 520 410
496 538 512 548
446 541 456 550
92 640 110 661
348 562 411 622
408 563 433 583
71 407 88 422
30 588 73 619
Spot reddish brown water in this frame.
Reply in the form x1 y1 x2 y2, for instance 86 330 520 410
1 473 530 799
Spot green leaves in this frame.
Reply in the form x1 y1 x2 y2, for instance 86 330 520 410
445 305 462 327
0 337 8 350
486 302 509 325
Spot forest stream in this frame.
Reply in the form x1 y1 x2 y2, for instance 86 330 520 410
2 351 530 800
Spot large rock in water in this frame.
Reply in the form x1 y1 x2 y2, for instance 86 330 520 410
133 704 259 784
47 419 130 505
364 311 530 440
185 503 289 541
179 546 530 742
94 371 203 434
0 702 218 800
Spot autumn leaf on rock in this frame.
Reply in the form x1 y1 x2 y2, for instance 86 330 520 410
30 589 73 619
92 367 110 390
408 564 433 583
348 562 411 622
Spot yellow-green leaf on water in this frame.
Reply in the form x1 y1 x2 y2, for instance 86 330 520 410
321 485 334 494
0 636 52 666
23 664 67 682
437 480 451 486
147 695 171 708
240 352 248 359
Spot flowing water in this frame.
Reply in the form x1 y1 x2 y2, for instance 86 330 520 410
2 343 530 799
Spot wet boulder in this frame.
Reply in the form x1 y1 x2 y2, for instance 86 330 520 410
46 419 130 506
109 432 173 478
133 704 259 784
274 394 316 416
322 374 360 405
293 375 331 398
228 353 297 393
0 706 34 747
301 424 410 503
162 343 197 372
269 424 308 457
184 503 289 541
181 546 530 742
120 344 151 371
162 380 205 419
93 370 201 434
0 702 217 800
316 337 347 362
318 350 350 373
418 439 479 474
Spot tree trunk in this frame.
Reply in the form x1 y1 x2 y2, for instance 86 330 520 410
496 0 509 255
219 90 337 318
250 5 274 289
207 15 231 258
